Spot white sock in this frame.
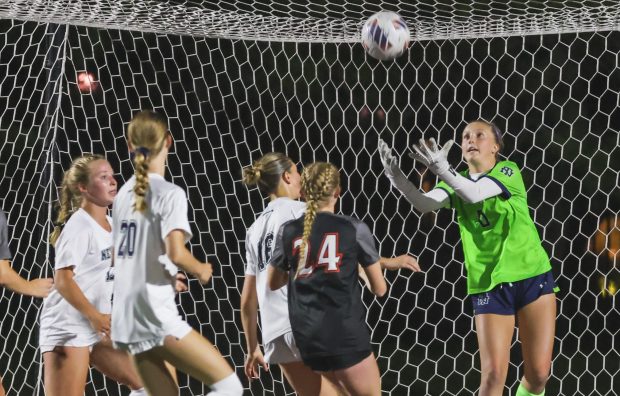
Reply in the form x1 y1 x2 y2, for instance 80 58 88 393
129 388 147 396
206 373 243 396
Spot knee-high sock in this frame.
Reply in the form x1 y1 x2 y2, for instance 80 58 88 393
516 383 545 396
207 373 243 396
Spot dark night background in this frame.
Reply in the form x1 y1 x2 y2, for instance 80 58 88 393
0 1 618 395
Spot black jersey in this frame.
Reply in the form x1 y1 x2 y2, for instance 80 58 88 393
271 212 380 359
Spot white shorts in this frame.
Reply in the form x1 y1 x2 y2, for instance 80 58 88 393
264 332 302 365
40 332 101 354
112 319 192 355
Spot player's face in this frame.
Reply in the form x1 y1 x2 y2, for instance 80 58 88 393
83 160 118 207
461 122 499 165
286 162 302 199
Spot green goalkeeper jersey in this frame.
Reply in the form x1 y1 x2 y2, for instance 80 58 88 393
435 160 551 294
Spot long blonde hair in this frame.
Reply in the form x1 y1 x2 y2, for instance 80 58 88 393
126 110 168 212
50 154 105 246
242 152 294 195
295 162 340 279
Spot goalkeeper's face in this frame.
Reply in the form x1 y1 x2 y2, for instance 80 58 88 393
461 122 500 166
81 159 118 207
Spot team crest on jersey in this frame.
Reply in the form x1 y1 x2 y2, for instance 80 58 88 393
499 166 513 177
101 247 112 261
257 232 274 272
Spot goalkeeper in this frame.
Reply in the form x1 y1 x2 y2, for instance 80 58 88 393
379 120 557 396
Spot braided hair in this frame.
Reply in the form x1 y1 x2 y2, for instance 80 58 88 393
126 110 168 212
295 162 340 279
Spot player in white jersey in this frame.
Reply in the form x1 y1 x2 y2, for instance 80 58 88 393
40 154 145 396
241 153 421 395
111 110 242 396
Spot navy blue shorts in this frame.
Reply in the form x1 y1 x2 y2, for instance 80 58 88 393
471 271 557 316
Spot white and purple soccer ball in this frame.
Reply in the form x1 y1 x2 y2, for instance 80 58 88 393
361 11 410 61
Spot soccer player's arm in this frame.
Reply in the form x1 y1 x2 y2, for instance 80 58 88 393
55 229 110 336
267 225 289 291
435 171 504 204
0 212 52 297
240 233 268 379
355 221 387 297
161 188 213 284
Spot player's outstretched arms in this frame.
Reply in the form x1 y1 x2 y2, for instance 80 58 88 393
362 262 387 297
409 137 502 204
165 229 213 285
267 265 288 291
380 254 421 272
0 260 53 298
379 139 448 213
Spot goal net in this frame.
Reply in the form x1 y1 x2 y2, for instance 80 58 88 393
0 1 618 395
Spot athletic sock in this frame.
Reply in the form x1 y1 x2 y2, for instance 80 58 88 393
516 383 545 396
128 388 147 396
207 372 243 396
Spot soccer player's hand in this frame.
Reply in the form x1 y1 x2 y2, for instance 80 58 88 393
378 139 409 185
378 139 400 177
195 262 213 285
381 255 421 272
409 138 454 175
175 272 188 293
244 346 269 380
88 312 111 337
27 278 54 298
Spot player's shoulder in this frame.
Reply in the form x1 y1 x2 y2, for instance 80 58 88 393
60 210 93 240
151 178 187 203
326 213 367 233
493 160 521 177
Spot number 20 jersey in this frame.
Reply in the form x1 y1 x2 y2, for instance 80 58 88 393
111 173 193 346
271 212 380 359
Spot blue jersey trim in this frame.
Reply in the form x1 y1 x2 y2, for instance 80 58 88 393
482 175 511 199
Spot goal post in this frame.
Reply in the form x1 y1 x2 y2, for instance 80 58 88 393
0 1 618 395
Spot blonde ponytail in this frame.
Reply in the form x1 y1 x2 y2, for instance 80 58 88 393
50 154 104 246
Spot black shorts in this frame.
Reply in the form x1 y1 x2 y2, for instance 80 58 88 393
303 350 372 372
471 270 558 315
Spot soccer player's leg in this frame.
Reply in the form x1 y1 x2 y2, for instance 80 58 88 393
328 352 381 396
515 293 556 395
474 314 515 396
133 349 178 396
42 346 90 396
90 337 144 392
156 330 243 395
279 361 342 396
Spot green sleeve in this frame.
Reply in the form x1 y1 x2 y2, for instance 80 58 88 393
483 161 526 199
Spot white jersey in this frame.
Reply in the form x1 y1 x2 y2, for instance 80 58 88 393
39 209 114 345
111 173 192 352
245 197 306 344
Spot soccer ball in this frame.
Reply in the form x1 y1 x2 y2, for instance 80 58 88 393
361 11 410 61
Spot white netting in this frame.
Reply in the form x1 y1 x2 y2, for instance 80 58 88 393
0 1 619 42
0 1 618 396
